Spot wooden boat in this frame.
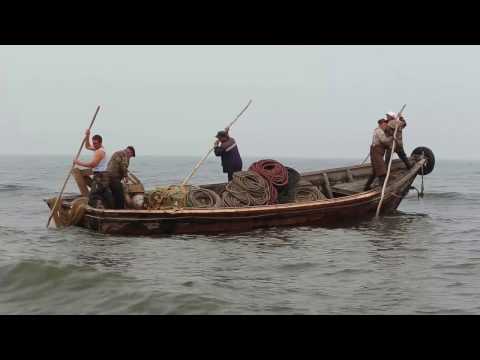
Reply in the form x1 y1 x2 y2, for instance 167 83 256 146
45 146 435 236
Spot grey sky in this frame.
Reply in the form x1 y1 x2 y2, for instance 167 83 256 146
0 45 477 160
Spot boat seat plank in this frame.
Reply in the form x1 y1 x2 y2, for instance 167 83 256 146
330 178 367 194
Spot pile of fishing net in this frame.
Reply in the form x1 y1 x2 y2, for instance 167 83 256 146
145 185 189 209
294 179 327 203
145 185 222 209
47 196 88 226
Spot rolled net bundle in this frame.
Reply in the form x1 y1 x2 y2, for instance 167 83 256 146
145 185 189 209
48 196 88 226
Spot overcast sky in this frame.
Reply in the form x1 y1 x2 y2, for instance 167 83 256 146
0 45 477 160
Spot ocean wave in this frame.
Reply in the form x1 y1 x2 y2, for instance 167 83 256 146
0 260 125 291
279 262 319 271
0 260 135 313
324 268 375 276
423 191 480 201
0 260 229 314
0 184 31 192
0 183 47 193
0 226 28 236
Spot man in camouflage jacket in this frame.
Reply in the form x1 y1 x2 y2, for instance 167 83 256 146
107 146 136 209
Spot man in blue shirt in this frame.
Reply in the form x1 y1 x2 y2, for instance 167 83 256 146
214 128 243 182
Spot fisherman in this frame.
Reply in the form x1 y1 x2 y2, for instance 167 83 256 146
107 146 136 209
73 129 114 209
384 111 411 170
214 127 243 182
364 119 393 191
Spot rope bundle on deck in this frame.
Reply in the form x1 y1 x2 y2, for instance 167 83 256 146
186 187 222 208
247 159 290 205
294 179 326 203
222 171 272 207
248 159 289 187
142 159 327 210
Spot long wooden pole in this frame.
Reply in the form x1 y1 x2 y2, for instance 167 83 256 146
46 106 101 228
181 100 252 187
375 104 406 218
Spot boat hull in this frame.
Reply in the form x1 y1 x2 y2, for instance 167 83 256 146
75 161 422 236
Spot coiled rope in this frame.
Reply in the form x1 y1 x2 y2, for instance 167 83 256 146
248 159 290 205
222 171 272 207
248 159 289 187
294 180 326 203
145 185 224 209
187 187 223 208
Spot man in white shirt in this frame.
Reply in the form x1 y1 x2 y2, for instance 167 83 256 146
74 129 114 209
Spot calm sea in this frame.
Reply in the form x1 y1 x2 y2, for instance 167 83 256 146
1 154 479 314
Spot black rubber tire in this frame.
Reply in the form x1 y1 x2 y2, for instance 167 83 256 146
411 146 435 175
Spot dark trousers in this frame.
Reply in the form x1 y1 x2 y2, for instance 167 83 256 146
109 177 125 209
385 145 411 170
227 169 241 182
89 172 114 209
364 145 388 191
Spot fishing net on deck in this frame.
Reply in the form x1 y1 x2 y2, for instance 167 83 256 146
294 179 327 203
222 171 272 207
186 187 223 208
145 185 190 209
47 196 88 226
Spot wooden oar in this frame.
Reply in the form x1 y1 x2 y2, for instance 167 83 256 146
375 104 406 218
180 100 252 187
46 106 101 228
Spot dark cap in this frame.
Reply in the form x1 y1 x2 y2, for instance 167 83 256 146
127 146 136 157
216 130 227 139
377 118 387 125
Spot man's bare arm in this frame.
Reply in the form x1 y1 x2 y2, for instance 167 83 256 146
84 129 94 151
